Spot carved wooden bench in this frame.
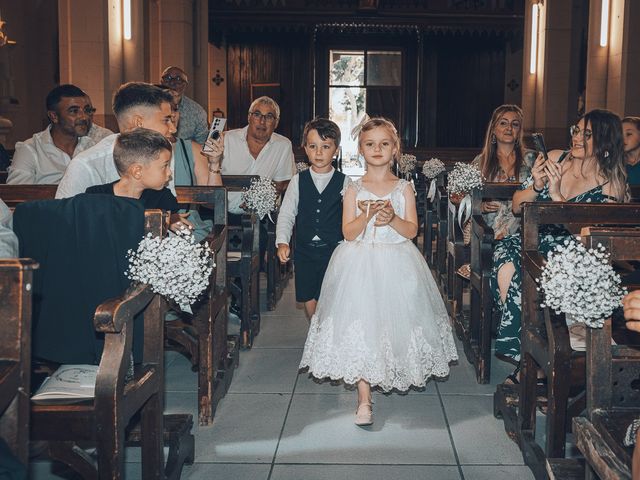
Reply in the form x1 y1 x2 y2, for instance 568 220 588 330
494 203 640 480
0 259 38 468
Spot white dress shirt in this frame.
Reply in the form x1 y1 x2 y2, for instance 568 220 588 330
221 126 296 214
275 167 351 246
8 126 96 185
0 199 18 258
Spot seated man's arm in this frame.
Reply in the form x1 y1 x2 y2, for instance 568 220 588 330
272 144 296 195
6 143 37 184
56 161 95 198
0 199 18 258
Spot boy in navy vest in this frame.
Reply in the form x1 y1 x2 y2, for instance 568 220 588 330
276 118 351 318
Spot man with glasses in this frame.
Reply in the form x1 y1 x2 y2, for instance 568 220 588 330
7 84 113 184
160 66 208 144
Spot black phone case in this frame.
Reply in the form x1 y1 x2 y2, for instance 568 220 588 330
532 133 548 160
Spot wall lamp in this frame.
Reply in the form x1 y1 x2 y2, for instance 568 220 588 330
529 2 540 74
600 0 609 47
123 0 132 40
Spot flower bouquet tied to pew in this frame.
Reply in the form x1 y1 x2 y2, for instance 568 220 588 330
126 229 214 313
537 239 626 329
446 162 484 229
422 157 446 202
241 176 279 221
398 153 417 179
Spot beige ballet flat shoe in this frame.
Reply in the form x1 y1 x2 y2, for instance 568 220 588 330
355 402 373 426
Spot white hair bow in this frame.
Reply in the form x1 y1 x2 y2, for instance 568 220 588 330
350 113 370 140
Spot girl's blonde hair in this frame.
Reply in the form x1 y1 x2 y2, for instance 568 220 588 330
358 117 402 163
478 104 526 181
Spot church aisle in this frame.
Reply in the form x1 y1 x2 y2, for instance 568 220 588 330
30 273 534 480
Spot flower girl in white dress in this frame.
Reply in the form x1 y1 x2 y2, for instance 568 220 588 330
299 117 458 426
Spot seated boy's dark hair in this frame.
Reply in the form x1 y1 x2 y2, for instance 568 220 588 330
302 118 341 147
113 128 173 175
112 82 174 119
46 84 88 112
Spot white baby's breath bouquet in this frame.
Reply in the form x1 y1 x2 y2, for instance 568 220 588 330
422 158 446 179
296 162 310 173
126 230 214 312
241 176 278 221
398 153 417 177
537 239 626 328
446 162 484 197
422 157 446 202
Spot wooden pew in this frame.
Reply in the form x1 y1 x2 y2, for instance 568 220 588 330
467 183 520 384
446 194 470 319
0 259 38 466
494 203 640 480
221 175 261 348
0 184 57 206
422 174 446 266
434 185 449 287
28 209 194 479
570 228 640 480
171 186 239 426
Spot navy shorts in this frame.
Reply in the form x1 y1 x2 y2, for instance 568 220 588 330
294 241 336 303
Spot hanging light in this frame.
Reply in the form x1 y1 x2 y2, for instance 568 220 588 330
600 0 609 47
529 3 539 74
123 0 132 40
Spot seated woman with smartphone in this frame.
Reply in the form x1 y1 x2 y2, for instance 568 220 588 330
489 109 628 378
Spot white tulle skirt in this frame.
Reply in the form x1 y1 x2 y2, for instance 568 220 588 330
299 239 458 392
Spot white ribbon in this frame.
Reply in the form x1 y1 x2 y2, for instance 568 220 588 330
427 179 437 202
350 113 371 140
457 194 472 229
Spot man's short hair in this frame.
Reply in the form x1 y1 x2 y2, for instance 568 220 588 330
248 96 280 120
46 84 88 112
113 128 173 175
302 118 341 147
112 82 174 120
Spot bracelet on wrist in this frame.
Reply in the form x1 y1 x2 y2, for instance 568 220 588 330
208 166 221 174
532 184 544 193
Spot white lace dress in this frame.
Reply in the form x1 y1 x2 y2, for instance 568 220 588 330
299 179 458 392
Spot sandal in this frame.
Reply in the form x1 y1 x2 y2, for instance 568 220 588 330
355 402 373 426
504 365 521 385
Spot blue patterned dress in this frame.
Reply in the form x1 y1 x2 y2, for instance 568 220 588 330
489 154 617 361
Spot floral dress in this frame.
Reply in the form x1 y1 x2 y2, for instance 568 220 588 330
489 155 616 361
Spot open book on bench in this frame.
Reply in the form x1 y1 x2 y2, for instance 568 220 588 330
31 364 98 404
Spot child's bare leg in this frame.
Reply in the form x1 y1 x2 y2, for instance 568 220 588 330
357 379 371 405
303 299 317 319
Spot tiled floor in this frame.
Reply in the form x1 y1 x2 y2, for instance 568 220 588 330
31 274 535 480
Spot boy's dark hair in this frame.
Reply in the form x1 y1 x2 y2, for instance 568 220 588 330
113 128 173 175
302 118 341 148
46 84 88 112
112 82 174 120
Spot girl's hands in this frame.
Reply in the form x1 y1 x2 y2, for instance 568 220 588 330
357 200 386 220
374 200 395 226
531 153 548 191
544 158 563 200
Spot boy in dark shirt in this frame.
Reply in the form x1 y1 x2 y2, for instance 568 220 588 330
86 128 192 231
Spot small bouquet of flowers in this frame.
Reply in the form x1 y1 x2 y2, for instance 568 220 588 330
537 239 626 328
126 229 214 313
397 153 417 179
296 162 310 173
422 158 446 201
446 162 484 227
241 176 278 221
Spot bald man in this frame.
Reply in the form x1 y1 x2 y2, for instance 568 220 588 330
161 66 209 144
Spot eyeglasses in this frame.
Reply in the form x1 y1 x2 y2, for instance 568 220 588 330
570 125 593 139
162 74 187 84
67 106 97 116
497 119 521 129
249 111 277 123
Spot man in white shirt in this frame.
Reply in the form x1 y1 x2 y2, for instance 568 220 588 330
7 84 113 185
213 96 296 213
56 82 177 198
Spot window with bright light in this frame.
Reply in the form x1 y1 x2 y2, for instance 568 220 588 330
329 49 402 176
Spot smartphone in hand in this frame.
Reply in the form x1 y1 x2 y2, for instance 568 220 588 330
202 118 226 153
531 133 548 161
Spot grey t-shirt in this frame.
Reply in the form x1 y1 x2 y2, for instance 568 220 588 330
0 199 18 258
